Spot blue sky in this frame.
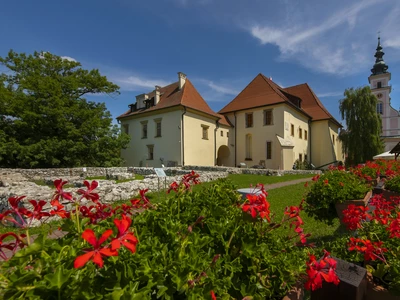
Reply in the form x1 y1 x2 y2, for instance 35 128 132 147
1 0 400 125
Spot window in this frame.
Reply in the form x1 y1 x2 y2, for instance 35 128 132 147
305 130 308 140
227 132 229 138
141 121 148 139
299 154 303 162
154 118 162 137
299 128 302 139
245 113 253 128
122 124 129 134
305 154 308 162
291 124 294 136
377 102 383 114
377 81 382 88
147 145 154 160
264 109 273 125
332 134 335 145
266 141 272 159
202 125 209 140
245 134 252 160
221 130 223 137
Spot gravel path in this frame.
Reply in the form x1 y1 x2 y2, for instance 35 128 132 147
264 177 312 190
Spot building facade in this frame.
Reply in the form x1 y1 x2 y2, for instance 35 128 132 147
118 72 343 169
369 37 400 151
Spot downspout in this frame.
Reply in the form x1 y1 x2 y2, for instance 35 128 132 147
308 119 312 166
234 112 237 167
214 120 220 166
181 107 187 166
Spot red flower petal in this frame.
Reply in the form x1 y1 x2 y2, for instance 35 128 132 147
74 251 94 268
82 229 97 247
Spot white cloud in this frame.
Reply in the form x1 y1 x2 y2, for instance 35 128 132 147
60 56 77 62
317 91 343 98
196 78 240 96
249 0 395 75
113 75 170 91
381 3 400 49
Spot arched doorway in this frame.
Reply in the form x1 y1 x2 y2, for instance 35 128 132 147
217 145 230 166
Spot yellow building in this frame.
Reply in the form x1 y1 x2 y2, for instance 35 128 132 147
117 72 343 169
117 73 232 167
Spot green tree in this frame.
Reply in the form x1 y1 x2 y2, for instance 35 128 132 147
0 50 129 168
339 86 384 166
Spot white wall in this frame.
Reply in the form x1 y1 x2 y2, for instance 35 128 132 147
120 109 182 167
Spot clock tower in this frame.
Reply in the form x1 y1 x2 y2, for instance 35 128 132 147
368 36 400 151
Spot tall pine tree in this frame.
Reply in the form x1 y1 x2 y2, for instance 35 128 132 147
339 86 384 166
0 50 129 168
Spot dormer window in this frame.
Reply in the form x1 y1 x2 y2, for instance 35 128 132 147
129 103 137 112
143 98 155 109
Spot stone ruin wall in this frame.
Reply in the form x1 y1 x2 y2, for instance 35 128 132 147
0 166 320 206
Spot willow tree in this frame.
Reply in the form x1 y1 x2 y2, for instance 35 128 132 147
339 86 384 166
0 50 130 168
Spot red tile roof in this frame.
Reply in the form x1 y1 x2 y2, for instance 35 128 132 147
283 83 341 127
117 79 231 127
218 73 341 127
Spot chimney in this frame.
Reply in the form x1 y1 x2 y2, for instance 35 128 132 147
154 86 161 105
135 93 148 109
178 72 187 90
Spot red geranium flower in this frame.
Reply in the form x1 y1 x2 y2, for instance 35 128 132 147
305 251 340 291
342 205 369 230
77 180 100 202
25 200 50 220
53 179 73 202
242 193 271 221
210 290 216 300
74 229 118 268
50 199 70 219
111 214 138 253
167 181 179 194
348 238 387 261
8 196 25 210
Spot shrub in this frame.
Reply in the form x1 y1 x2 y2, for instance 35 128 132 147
304 170 370 222
384 176 400 193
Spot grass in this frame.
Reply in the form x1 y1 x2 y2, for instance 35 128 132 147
266 183 344 244
32 179 73 189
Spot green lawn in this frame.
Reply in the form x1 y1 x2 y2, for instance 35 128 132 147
266 182 344 245
119 173 316 205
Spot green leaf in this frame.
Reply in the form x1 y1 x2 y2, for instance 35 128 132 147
14 234 46 258
44 264 72 289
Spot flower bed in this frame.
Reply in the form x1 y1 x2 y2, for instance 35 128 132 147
0 172 339 299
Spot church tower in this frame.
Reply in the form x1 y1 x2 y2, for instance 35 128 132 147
368 37 400 151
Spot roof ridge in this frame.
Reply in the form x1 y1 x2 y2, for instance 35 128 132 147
259 73 289 102
304 83 334 118
218 73 264 113
181 79 220 118
284 82 308 89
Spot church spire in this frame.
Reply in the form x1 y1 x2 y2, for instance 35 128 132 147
371 36 389 75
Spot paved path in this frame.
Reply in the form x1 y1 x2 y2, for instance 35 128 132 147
1 177 313 261
264 177 312 191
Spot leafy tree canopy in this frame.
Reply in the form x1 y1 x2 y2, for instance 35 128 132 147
0 50 129 168
339 86 384 166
